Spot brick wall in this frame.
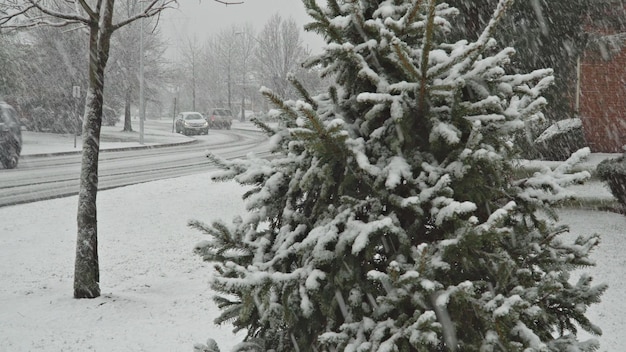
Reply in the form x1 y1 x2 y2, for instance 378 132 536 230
579 49 626 152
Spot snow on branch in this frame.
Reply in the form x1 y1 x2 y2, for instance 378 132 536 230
517 148 592 205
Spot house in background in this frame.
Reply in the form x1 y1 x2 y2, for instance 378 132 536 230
579 46 626 153
575 3 626 155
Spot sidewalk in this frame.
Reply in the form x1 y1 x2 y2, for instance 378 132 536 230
20 119 194 157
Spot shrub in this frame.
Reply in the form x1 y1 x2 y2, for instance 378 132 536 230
22 106 79 133
103 106 119 127
597 155 626 207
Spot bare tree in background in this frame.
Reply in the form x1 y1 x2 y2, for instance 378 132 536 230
235 23 256 120
178 34 203 111
204 27 241 113
108 1 169 131
253 14 307 99
0 0 177 299
2 24 89 132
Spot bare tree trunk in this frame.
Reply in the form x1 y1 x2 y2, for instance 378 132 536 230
123 86 133 132
74 2 114 299
0 0 178 301
74 85 102 298
192 72 196 111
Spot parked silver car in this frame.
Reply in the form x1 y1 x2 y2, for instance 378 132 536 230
0 101 22 169
174 111 209 135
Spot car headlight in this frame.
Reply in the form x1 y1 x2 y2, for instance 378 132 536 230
202 121 208 127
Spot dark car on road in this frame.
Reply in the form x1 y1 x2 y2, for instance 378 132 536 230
207 108 233 130
0 101 22 169
174 111 209 135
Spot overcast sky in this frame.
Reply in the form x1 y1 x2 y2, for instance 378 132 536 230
160 0 326 57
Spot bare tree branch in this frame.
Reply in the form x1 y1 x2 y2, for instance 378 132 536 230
214 0 244 5
1 0 176 32
112 0 177 31
0 3 37 28
6 17 79 29
75 0 97 21
0 0 90 30
23 0 91 24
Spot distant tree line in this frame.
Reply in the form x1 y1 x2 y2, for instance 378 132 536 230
173 13 327 120
0 9 325 133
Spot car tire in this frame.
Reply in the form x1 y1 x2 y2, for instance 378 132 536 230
0 156 18 169
4 155 18 169
0 144 19 169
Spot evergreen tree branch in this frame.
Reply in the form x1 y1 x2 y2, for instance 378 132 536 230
401 0 425 35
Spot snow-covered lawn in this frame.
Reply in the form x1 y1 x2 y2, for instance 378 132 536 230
0 174 248 351
0 171 624 351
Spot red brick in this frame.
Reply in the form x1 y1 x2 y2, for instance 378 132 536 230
579 49 626 152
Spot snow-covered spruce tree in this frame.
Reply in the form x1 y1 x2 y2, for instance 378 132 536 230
192 0 606 350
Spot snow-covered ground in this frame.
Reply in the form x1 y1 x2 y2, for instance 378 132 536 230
0 175 248 351
1 124 625 351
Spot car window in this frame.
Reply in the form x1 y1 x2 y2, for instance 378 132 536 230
211 109 232 117
184 114 203 120
0 106 18 126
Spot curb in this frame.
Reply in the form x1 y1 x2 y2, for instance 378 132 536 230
21 138 197 159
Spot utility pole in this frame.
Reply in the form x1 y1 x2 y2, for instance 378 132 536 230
241 41 246 122
240 31 246 122
139 14 145 144
73 85 81 148
172 86 179 133
237 29 247 122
